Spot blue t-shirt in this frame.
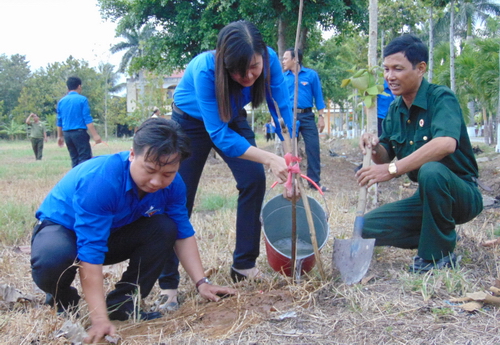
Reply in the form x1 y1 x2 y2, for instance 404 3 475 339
36 151 195 264
284 66 325 111
377 80 395 120
57 91 93 131
265 122 276 134
174 47 293 157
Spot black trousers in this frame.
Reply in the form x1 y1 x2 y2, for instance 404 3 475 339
63 129 92 167
31 214 178 313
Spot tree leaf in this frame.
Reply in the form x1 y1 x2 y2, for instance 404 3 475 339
366 85 380 96
341 79 351 88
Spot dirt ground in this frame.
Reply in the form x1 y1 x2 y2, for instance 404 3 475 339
2 136 500 344
117 137 500 344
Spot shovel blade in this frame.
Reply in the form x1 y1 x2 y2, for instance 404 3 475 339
332 237 375 285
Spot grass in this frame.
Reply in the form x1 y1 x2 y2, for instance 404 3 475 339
1 137 500 344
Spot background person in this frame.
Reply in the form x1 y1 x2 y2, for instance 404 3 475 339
264 119 276 142
356 35 482 273
31 118 235 343
282 48 327 192
156 20 294 309
377 79 395 136
151 107 161 118
25 112 47 160
57 76 102 167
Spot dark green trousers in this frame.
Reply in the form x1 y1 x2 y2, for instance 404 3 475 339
362 162 483 261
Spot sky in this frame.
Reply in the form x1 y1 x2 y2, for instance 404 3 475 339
0 0 123 71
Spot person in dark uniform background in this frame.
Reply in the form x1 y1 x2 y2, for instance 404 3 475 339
356 35 483 272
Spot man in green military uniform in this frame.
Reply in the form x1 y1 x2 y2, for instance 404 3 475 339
355 35 483 272
26 113 48 160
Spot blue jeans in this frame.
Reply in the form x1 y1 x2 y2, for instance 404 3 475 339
63 129 92 167
297 111 321 185
158 108 266 289
31 215 178 313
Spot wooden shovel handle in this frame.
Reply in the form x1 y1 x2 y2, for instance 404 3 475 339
356 149 372 218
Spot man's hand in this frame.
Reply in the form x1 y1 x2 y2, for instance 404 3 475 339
359 132 379 154
317 116 325 133
84 316 116 344
197 283 237 302
93 134 102 145
355 163 393 188
57 136 65 147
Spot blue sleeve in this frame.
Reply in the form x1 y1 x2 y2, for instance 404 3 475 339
82 97 93 125
56 100 62 127
163 174 195 239
193 57 251 158
266 47 293 141
312 71 326 110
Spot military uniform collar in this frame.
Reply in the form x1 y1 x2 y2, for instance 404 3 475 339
408 78 429 110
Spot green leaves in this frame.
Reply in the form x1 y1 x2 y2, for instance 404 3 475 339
341 66 384 108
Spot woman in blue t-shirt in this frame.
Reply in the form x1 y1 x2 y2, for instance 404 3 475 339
157 21 293 309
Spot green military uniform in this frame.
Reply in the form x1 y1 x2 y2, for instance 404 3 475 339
362 79 483 261
29 121 45 160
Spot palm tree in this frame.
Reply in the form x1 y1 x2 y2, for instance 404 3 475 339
110 23 155 116
110 23 155 74
98 63 125 140
455 0 500 41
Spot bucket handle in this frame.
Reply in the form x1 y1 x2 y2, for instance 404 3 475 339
267 174 330 221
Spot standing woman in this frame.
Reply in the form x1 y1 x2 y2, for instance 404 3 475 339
157 20 293 308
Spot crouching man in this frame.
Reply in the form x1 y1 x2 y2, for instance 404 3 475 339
356 35 483 273
31 118 236 343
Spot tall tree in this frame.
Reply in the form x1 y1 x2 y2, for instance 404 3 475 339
0 54 31 116
98 0 368 72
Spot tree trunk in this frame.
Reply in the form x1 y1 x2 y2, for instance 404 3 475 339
367 0 378 135
277 17 287 59
368 0 378 207
428 6 434 83
497 44 500 152
449 0 456 93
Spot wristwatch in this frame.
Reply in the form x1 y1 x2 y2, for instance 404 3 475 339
318 114 324 117
195 277 211 291
388 162 398 175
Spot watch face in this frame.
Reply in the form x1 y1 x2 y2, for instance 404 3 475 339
389 163 397 174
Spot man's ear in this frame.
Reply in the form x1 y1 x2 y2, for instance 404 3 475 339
129 147 135 162
417 61 427 76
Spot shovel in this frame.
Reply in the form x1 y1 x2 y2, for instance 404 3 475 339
332 148 375 285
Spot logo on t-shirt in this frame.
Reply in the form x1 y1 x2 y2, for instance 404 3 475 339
144 205 160 217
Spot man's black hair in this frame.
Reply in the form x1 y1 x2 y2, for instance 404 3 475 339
67 76 82 91
383 34 428 67
285 47 303 66
133 118 191 165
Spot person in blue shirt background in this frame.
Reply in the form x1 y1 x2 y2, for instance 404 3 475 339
377 80 395 136
57 76 102 167
157 21 294 308
31 118 235 343
282 48 327 192
264 119 276 142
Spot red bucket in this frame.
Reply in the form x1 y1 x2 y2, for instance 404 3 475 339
261 194 329 276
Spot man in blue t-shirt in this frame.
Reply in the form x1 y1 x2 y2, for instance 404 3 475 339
57 76 102 167
283 48 327 192
31 118 235 343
